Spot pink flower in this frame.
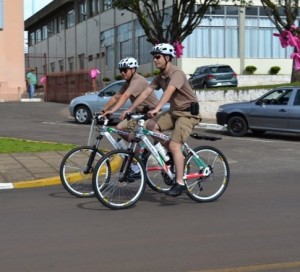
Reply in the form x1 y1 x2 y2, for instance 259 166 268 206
173 41 184 58
40 76 46 84
90 69 100 79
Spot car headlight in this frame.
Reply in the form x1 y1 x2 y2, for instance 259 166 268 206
217 107 224 112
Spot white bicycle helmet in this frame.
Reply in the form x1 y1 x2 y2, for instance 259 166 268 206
118 57 139 69
150 43 176 58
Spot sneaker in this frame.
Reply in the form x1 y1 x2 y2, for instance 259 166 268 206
165 183 186 197
127 169 141 180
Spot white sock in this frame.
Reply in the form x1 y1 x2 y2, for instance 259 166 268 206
130 164 140 173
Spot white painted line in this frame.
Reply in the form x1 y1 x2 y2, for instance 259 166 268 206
0 183 14 189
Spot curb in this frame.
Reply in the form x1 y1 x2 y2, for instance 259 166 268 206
197 122 225 131
0 176 61 190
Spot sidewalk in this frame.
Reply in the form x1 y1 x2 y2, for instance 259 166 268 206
0 151 67 189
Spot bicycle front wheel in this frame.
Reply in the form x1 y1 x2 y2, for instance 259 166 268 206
92 150 146 210
184 146 230 202
60 146 103 198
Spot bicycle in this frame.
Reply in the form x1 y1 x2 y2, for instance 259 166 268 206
59 114 132 198
92 113 230 210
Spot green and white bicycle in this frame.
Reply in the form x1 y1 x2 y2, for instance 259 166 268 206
92 113 230 210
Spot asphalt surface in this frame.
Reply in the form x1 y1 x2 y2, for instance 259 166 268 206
1 102 300 272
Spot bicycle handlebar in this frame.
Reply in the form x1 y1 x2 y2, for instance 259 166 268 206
125 113 148 121
190 133 221 141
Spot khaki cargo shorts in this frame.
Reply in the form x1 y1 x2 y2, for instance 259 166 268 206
117 118 138 132
152 110 202 144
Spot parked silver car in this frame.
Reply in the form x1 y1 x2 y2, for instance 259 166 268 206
189 65 238 89
69 80 168 124
216 86 300 137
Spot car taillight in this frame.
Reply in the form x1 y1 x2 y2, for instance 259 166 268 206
232 73 237 78
207 74 215 79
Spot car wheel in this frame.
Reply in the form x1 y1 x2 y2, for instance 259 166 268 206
227 116 248 137
74 105 92 124
202 82 208 89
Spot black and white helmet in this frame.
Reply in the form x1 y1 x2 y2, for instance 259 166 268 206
118 57 139 69
150 43 176 58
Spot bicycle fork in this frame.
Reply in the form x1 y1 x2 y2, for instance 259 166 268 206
83 136 103 174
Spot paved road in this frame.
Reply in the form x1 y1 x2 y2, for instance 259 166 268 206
0 102 300 272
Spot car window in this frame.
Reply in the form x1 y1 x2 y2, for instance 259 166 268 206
293 90 300 106
194 68 201 75
103 82 123 96
210 66 232 73
262 89 292 105
202 67 209 74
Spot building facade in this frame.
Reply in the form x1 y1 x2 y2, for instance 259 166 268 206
0 0 26 101
25 0 294 85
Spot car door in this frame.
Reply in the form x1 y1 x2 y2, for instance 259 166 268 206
248 89 292 130
287 89 300 131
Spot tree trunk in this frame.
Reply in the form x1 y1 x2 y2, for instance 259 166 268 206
291 58 300 82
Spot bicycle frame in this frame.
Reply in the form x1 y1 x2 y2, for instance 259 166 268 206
129 115 211 181
88 115 130 150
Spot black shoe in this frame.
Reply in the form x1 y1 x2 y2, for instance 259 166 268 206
165 183 186 197
127 170 141 180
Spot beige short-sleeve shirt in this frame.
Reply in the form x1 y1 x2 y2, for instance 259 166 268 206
120 73 158 112
149 63 198 111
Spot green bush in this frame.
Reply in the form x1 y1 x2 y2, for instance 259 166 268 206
102 77 111 82
270 66 281 75
115 75 123 80
245 65 257 75
143 72 151 78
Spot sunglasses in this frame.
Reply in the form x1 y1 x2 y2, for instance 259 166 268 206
119 68 129 74
153 55 162 60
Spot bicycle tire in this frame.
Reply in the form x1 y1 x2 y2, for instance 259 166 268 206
144 152 173 193
60 146 104 198
92 150 146 210
184 146 230 202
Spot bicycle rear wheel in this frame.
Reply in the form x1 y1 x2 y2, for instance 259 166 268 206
144 152 174 193
184 146 230 202
92 150 146 210
60 146 103 197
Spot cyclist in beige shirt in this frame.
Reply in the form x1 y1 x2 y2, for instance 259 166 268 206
121 44 202 197
101 57 158 132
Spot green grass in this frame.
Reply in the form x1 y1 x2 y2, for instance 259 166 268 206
0 137 77 153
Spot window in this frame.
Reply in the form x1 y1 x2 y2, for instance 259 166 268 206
117 23 132 59
50 62 55 72
79 0 87 22
42 26 48 40
30 32 36 45
67 9 75 28
68 57 74 71
78 54 85 69
103 0 112 10
135 20 152 64
183 6 239 58
59 59 64 72
36 29 41 43
245 6 294 58
90 0 99 16
101 29 115 69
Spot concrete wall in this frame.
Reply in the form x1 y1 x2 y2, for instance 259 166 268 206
198 88 271 121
